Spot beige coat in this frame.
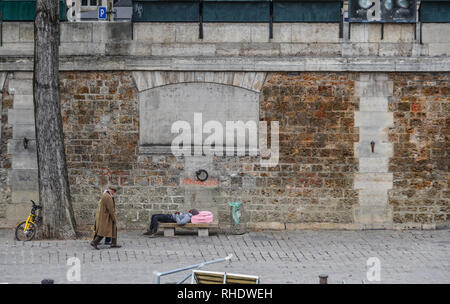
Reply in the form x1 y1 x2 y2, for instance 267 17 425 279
94 192 118 238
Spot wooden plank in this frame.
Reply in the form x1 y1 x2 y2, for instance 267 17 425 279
226 278 258 284
194 271 259 285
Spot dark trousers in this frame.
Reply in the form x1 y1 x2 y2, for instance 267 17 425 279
93 227 117 245
150 214 175 233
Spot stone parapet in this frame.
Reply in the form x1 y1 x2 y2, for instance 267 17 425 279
0 22 449 72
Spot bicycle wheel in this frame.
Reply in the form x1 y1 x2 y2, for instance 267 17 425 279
15 220 37 241
229 203 247 235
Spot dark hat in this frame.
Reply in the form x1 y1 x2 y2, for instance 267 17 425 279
191 208 199 215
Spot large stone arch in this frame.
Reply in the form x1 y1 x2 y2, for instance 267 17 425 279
132 71 267 93
132 71 267 154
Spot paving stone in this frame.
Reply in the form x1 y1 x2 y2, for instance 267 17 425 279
0 229 449 284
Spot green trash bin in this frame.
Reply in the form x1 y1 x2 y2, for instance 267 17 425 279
228 201 246 235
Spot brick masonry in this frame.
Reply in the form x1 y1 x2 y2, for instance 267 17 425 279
0 71 448 230
388 73 449 228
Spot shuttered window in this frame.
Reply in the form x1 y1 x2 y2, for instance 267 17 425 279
132 0 342 22
420 0 450 22
0 0 67 21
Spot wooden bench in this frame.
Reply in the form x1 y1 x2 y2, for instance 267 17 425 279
159 222 219 237
191 270 260 284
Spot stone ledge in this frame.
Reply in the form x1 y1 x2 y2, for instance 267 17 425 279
247 222 361 230
2 56 450 72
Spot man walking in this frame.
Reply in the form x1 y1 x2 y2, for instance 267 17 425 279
143 209 199 237
91 187 122 249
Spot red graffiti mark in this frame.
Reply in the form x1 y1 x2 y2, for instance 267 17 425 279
182 178 218 187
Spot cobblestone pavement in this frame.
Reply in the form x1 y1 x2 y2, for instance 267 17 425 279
0 229 449 284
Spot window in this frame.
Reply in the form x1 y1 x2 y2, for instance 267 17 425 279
81 0 98 7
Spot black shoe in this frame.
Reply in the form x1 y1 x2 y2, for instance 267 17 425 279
142 230 153 236
90 241 100 250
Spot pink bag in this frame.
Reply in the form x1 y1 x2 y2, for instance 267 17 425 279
191 211 214 224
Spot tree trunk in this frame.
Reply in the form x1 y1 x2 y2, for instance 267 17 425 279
34 0 77 239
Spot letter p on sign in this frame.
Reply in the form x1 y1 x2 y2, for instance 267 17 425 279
98 6 107 20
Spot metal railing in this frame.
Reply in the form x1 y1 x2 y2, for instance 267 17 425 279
153 254 232 284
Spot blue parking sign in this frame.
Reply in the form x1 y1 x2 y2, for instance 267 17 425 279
98 7 107 20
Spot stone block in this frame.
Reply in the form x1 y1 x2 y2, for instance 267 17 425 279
12 190 39 204
428 43 450 56
285 222 358 230
383 24 415 43
272 24 292 43
355 141 393 158
358 96 389 112
11 72 33 80
12 95 33 109
0 43 34 56
203 23 251 43
135 23 176 43
132 71 153 92
19 23 34 42
12 155 38 170
0 204 30 227
2 22 20 43
163 227 175 237
7 139 36 156
292 23 340 43
7 109 34 125
0 72 6 91
354 173 393 191
12 124 36 140
9 169 39 191
250 23 269 43
8 79 32 95
354 111 393 128
92 22 133 42
251 72 267 92
248 222 285 230
359 157 390 173
175 23 200 43
353 205 393 228
354 80 394 97
358 189 389 206
60 22 93 43
198 228 209 237
422 23 450 43
280 43 341 56
378 43 413 57
151 44 216 56
240 43 280 56
215 44 240 56
350 23 382 43
60 43 105 56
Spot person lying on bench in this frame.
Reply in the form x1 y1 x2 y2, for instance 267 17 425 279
143 209 200 236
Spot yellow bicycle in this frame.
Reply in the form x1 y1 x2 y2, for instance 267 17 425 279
15 200 42 241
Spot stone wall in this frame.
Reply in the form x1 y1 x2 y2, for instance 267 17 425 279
388 73 449 229
58 71 360 230
1 22 450 72
0 75 12 224
260 72 359 228
0 71 448 230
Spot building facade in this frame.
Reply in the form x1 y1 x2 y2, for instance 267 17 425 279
0 0 449 231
